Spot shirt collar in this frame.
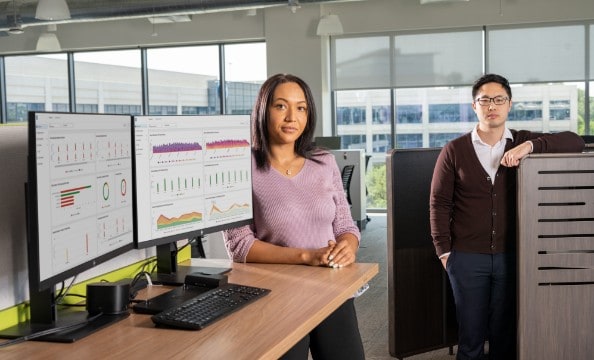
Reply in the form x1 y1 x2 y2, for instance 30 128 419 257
471 125 513 146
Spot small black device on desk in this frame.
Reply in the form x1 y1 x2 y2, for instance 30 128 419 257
133 273 229 315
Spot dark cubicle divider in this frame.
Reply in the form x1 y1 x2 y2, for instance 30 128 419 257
386 148 457 359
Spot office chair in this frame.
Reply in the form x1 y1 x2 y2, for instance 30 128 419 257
341 164 355 206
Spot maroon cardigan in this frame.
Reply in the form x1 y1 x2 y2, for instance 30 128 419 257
430 130 585 257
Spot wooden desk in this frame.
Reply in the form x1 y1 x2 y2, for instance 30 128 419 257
0 262 378 360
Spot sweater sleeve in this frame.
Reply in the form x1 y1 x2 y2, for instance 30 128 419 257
223 224 256 263
429 144 455 257
520 131 585 153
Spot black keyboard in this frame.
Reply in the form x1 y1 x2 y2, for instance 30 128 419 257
151 283 271 330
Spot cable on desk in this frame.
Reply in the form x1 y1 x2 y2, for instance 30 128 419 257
0 312 103 349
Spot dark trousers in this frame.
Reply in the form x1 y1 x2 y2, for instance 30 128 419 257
279 298 364 360
446 250 517 360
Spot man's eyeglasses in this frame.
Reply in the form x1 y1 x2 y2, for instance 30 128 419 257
475 96 509 106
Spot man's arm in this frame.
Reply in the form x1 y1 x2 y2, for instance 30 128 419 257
430 147 455 265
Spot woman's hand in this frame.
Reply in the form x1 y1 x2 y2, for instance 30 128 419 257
302 242 336 266
326 234 359 268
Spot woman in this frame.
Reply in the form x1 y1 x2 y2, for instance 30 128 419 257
224 73 364 360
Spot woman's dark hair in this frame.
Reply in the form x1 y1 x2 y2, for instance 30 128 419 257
472 73 512 100
251 73 322 169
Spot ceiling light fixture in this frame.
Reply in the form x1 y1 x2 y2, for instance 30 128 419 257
420 0 470 4
288 0 301 13
36 24 61 52
8 0 23 34
316 14 343 36
35 0 71 21
147 15 192 24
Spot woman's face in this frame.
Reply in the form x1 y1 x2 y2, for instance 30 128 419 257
266 81 308 146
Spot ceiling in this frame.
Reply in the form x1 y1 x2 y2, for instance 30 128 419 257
0 0 358 34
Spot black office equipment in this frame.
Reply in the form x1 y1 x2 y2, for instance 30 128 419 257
341 164 355 205
151 283 271 330
386 148 457 359
133 272 229 314
314 136 341 150
86 281 131 316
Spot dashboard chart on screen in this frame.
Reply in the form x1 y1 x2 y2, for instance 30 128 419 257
133 115 252 248
35 112 134 290
132 115 253 288
0 112 134 343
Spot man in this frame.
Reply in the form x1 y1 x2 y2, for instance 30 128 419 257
429 73 584 360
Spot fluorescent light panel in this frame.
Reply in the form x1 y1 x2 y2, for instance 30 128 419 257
420 0 470 4
147 15 192 24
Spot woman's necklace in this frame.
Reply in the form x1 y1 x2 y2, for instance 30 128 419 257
272 156 298 176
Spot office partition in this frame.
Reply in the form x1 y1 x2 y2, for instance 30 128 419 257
386 148 457 359
517 153 594 360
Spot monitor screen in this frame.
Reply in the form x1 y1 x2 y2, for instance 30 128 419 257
30 112 134 291
4 111 135 342
132 115 252 282
314 136 341 150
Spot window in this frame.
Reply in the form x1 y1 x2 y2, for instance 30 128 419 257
104 104 141 115
488 25 585 82
508 102 542 121
4 54 68 122
396 134 422 149
149 105 177 115
223 43 267 115
429 103 474 123
394 29 482 87
372 133 392 152
331 25 592 211
74 50 142 114
147 46 219 116
7 103 44 122
430 133 464 147
549 100 570 120
334 36 391 89
181 106 210 115
372 106 390 124
0 41 266 124
340 134 367 150
396 105 422 124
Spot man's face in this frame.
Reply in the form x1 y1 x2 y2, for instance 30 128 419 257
472 82 512 130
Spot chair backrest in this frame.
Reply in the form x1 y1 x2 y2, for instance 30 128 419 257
341 164 355 205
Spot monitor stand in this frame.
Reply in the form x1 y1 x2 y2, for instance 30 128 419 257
151 238 230 286
0 289 129 343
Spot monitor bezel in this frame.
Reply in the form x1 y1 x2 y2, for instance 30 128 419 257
28 111 135 292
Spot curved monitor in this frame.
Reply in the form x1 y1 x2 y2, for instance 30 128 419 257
29 112 134 292
1 111 135 342
132 115 253 283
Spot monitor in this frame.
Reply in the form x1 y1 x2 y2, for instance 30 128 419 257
314 136 341 150
132 115 253 285
0 112 135 342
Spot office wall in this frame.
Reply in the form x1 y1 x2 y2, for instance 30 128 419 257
0 126 28 310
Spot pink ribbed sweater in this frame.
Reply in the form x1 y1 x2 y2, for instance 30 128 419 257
224 152 360 262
